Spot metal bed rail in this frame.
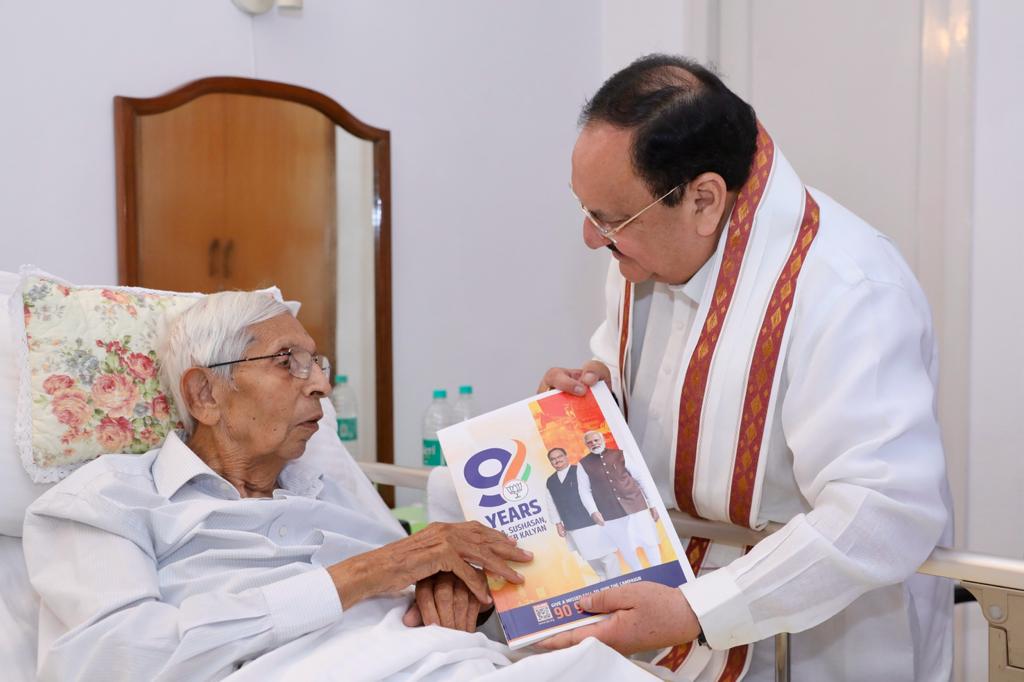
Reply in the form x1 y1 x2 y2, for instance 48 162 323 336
359 462 1024 681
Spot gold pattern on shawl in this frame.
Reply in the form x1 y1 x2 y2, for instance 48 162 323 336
673 124 775 519
719 646 752 682
656 538 711 673
656 642 694 673
654 538 752 679
728 191 821 526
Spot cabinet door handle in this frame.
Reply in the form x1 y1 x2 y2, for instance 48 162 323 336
209 239 221 277
223 239 235 279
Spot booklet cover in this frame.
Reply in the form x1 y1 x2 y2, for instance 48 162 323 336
437 383 695 649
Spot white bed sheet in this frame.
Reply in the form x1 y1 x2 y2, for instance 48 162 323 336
0 535 37 682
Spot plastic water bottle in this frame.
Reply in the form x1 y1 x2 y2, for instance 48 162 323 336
332 374 358 458
422 389 452 466
452 385 477 422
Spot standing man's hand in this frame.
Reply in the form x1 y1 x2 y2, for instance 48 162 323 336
591 512 605 526
539 360 611 396
650 507 659 523
556 522 566 538
536 582 701 655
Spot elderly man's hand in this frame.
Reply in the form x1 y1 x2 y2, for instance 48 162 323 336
329 521 531 609
535 582 700 656
402 571 488 632
539 360 611 396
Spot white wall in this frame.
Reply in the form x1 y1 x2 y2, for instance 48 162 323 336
600 0 687 76
0 1 608 500
969 0 1024 559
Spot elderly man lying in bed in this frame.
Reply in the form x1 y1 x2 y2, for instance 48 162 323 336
23 292 656 681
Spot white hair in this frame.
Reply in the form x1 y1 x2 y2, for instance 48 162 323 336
159 291 292 436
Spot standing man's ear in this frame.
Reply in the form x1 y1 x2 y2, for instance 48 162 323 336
181 367 221 427
687 172 729 237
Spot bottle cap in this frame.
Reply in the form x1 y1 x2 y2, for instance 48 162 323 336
433 389 447 399
334 374 348 384
459 385 473 395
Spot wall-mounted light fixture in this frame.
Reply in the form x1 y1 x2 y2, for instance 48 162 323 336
232 0 303 15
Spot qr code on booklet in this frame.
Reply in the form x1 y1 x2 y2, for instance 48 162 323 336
532 603 554 624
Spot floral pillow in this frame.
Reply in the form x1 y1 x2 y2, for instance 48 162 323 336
13 271 201 483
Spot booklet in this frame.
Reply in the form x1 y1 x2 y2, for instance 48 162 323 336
437 383 695 649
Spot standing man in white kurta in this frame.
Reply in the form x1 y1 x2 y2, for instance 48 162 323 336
537 55 953 682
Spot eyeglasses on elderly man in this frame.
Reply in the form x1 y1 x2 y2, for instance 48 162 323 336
22 290 662 682
207 347 332 381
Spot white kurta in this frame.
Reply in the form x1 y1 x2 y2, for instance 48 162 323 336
591 189 954 681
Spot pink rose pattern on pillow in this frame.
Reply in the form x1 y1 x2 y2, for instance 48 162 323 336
23 276 198 469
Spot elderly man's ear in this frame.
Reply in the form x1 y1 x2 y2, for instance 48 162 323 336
181 367 222 427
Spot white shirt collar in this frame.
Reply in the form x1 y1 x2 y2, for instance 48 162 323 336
152 431 324 500
667 253 715 304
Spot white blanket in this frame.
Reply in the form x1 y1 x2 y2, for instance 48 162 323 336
0 536 37 682
228 598 661 681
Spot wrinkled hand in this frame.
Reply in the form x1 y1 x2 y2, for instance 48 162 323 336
650 507 659 523
536 582 700 656
538 360 611 396
591 511 605 526
402 571 485 632
556 522 566 538
330 521 532 609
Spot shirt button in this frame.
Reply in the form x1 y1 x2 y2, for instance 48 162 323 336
278 526 288 538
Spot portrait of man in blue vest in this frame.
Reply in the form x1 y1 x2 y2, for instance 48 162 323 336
544 447 621 582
